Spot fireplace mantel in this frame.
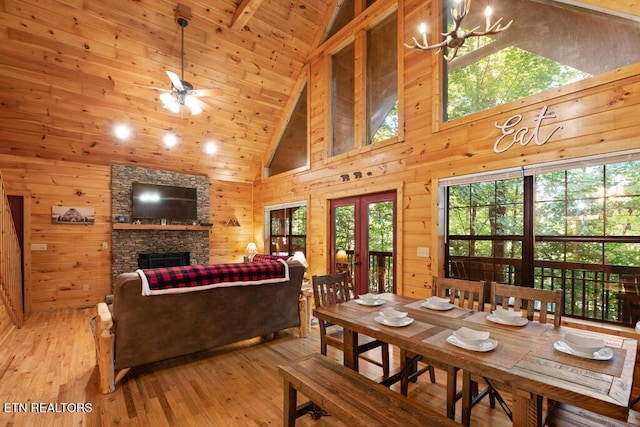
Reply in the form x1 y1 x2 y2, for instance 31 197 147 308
113 224 212 231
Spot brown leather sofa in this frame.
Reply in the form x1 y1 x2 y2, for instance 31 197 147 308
93 260 306 393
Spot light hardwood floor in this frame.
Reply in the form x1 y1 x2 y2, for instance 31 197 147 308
0 308 513 426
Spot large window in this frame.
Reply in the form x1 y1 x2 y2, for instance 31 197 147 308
265 202 307 257
329 6 399 156
442 0 640 121
443 153 640 325
366 12 398 144
331 43 356 156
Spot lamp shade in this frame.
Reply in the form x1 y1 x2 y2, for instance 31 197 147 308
291 251 308 268
246 242 258 254
336 250 348 264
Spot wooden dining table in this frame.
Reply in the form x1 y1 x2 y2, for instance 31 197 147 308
313 293 637 427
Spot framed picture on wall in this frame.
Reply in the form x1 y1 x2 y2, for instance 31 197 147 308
51 206 95 224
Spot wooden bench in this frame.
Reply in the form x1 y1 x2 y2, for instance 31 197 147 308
545 402 640 427
277 353 460 426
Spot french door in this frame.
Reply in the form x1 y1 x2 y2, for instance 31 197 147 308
330 192 396 296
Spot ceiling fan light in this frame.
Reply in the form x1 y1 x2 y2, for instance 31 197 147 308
184 95 202 115
169 102 181 114
159 92 174 107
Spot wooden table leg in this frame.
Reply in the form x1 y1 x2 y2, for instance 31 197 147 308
511 387 542 427
343 328 358 371
446 367 458 420
283 379 297 427
461 370 472 427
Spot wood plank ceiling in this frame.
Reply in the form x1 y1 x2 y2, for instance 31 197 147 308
0 0 332 182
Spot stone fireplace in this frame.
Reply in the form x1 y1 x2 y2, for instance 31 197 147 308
111 165 210 287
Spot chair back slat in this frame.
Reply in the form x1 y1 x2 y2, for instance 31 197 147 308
312 272 351 309
432 276 485 310
490 282 564 328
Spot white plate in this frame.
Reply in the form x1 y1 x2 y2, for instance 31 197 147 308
355 298 384 306
421 301 456 311
446 335 498 352
487 314 528 327
374 316 414 327
553 340 614 360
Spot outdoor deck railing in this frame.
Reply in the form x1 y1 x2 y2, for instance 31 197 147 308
449 256 640 326
339 250 394 294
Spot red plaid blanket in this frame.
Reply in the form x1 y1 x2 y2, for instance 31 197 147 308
252 253 289 262
137 260 289 296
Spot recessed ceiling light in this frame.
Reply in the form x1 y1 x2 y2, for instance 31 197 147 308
163 133 178 148
204 141 217 155
114 124 131 140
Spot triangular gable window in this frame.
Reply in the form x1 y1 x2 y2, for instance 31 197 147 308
265 84 308 177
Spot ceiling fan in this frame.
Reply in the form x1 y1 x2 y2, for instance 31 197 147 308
140 4 223 115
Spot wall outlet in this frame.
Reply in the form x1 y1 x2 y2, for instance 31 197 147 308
102 241 109 249
417 247 430 258
31 243 48 251
83 284 89 292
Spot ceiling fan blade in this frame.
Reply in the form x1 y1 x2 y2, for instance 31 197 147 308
166 70 184 91
191 88 224 97
133 82 169 91
195 98 210 111
196 97 219 108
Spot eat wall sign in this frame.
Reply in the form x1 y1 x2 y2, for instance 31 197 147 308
493 105 563 153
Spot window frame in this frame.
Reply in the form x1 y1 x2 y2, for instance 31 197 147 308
263 201 308 257
319 0 403 162
426 0 640 134
263 69 311 180
439 150 640 324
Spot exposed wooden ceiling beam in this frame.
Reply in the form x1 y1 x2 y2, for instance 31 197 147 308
230 0 265 31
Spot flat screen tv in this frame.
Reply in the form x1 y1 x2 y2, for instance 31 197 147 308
132 182 197 221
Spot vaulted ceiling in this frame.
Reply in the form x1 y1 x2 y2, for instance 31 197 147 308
0 0 333 182
1 1 638 184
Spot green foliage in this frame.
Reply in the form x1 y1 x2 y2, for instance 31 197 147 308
447 161 640 323
335 205 355 251
370 101 398 144
291 206 307 235
368 201 394 251
447 39 590 120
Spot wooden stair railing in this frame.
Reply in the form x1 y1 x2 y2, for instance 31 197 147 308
0 170 23 328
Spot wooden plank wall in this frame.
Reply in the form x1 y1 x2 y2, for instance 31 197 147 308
208 180 255 262
0 0 637 311
0 156 112 312
0 154 252 312
256 0 640 299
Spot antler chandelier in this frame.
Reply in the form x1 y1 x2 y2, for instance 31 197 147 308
405 0 512 62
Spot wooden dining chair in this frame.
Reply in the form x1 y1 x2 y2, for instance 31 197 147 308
491 281 564 328
433 276 486 310
400 276 486 420
311 272 390 377
461 282 564 426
